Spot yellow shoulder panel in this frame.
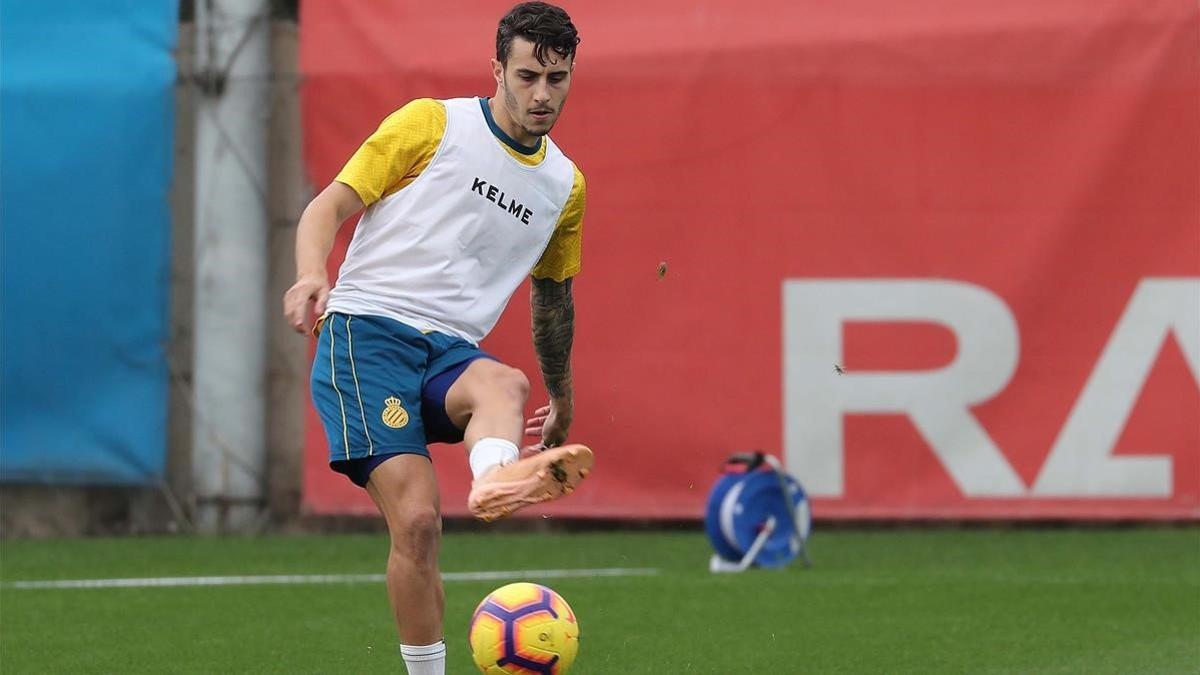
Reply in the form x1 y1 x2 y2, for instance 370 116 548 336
531 164 586 281
334 98 446 206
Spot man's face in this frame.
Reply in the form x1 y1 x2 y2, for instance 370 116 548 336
492 37 573 139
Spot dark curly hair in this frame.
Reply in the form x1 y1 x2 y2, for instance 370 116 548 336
496 2 580 66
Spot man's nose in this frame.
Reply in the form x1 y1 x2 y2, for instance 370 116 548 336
532 80 551 103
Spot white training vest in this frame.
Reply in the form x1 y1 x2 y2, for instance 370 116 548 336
326 97 576 343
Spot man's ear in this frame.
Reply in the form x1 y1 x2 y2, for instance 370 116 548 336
490 58 504 87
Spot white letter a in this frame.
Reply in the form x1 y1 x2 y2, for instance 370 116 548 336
1034 279 1200 497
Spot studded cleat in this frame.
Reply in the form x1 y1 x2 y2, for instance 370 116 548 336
468 444 593 522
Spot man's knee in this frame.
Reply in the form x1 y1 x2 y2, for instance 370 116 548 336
498 366 530 402
446 361 530 424
476 362 530 404
389 508 442 564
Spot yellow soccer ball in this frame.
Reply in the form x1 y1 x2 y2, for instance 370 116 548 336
468 582 580 674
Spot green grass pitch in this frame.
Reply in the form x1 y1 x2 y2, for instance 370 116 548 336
2 528 1197 673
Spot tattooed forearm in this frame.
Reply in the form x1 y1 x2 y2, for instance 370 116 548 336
531 277 575 400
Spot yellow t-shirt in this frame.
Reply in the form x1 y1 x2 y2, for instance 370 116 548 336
335 98 585 282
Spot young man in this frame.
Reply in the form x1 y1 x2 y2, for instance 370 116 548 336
281 3 590 673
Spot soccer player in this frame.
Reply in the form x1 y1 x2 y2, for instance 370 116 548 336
281 3 590 673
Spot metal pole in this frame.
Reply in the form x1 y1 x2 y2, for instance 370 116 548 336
192 0 270 532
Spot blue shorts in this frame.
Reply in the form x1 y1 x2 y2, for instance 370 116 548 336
310 312 494 487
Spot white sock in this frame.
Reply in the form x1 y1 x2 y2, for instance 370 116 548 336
400 640 446 675
469 437 519 479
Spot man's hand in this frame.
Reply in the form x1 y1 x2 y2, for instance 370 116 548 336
524 399 574 448
284 182 364 335
283 272 330 334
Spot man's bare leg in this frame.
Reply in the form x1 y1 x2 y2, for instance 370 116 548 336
365 454 445 673
444 358 528 450
446 359 593 520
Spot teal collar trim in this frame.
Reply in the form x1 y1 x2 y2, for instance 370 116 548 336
479 97 542 156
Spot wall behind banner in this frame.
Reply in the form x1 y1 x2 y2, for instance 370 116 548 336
0 1 178 485
299 0 1200 520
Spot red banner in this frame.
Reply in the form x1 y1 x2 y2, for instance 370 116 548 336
299 0 1200 519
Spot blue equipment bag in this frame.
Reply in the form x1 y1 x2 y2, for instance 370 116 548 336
705 451 812 572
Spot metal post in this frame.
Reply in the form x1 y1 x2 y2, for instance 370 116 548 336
192 0 271 532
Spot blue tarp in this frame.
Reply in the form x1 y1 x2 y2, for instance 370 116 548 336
1 1 178 484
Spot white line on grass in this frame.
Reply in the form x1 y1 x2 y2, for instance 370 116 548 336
3 567 660 590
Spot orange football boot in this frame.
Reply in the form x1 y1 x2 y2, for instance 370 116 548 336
468 444 593 521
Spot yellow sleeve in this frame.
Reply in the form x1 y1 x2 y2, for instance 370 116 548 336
531 165 586 282
334 99 446 206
